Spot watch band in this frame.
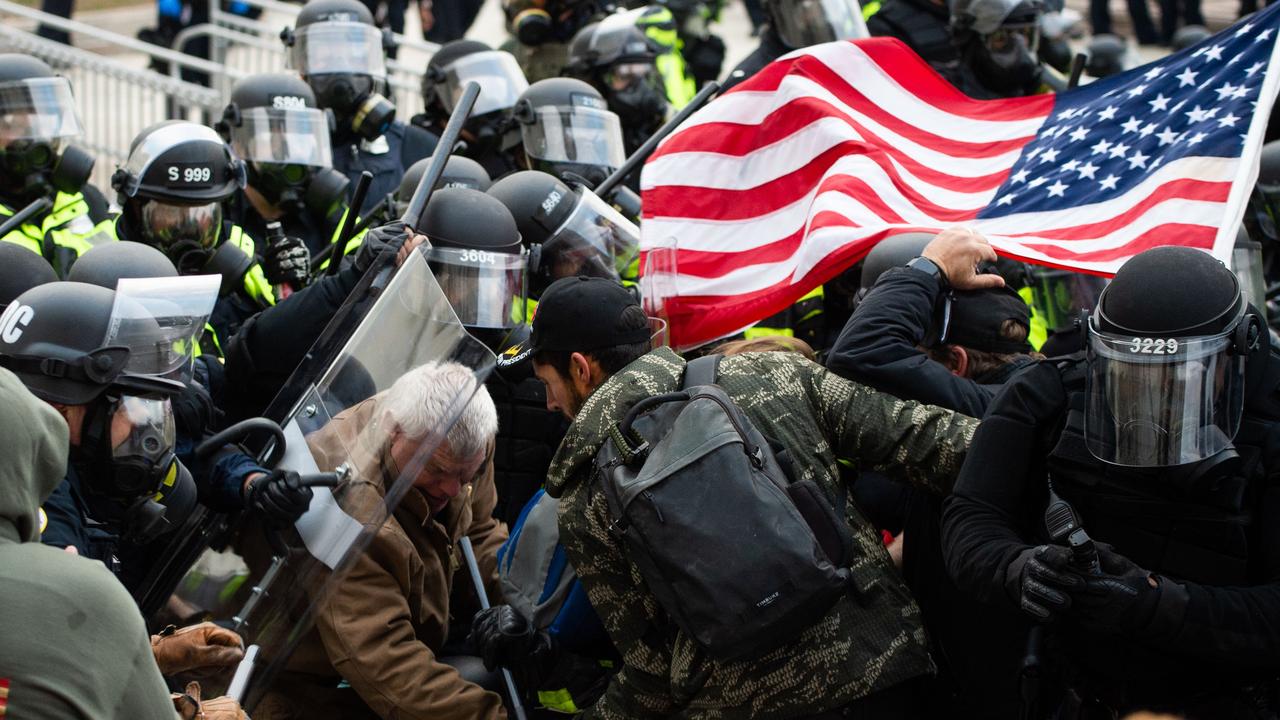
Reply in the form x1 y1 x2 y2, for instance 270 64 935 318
906 256 949 289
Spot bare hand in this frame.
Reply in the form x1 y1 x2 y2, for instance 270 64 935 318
920 227 1006 291
397 233 427 267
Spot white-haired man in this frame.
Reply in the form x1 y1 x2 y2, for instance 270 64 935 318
258 361 509 720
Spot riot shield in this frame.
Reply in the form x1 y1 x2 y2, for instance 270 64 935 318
151 249 497 710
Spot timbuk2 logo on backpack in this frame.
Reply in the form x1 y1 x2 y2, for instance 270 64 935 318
593 356 854 661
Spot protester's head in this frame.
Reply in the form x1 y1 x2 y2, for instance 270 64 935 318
715 335 818 361
924 285 1037 378
529 276 652 419
0 366 69 543
382 361 498 512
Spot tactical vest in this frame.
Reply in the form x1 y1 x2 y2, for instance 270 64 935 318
1 191 113 278
1044 359 1278 587
485 373 569 526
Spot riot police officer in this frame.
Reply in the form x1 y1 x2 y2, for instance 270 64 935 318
0 55 109 278
723 0 868 91
503 79 629 188
110 120 275 348
647 0 726 88
488 170 641 297
218 73 354 269
565 12 677 154
282 0 438 215
414 39 529 178
500 0 599 82
942 0 1065 100
943 246 1280 718
0 282 194 571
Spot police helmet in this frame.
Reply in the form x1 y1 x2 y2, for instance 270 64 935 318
763 0 868 49
0 282 183 405
219 73 349 215
1084 247 1262 467
566 17 658 77
0 244 56 309
508 78 627 185
0 54 96 203
396 154 492 210
112 120 246 205
488 169 641 292
68 242 178 289
1171 24 1211 53
419 188 528 331
1085 33 1128 78
859 232 934 290
950 0 1043 37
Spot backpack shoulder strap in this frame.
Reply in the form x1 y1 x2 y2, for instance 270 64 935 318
682 355 721 390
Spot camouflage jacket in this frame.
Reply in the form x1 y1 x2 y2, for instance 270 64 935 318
545 347 978 718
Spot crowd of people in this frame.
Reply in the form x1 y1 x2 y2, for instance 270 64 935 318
1 0 1280 717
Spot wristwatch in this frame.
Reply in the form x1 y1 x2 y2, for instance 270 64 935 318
906 256 949 289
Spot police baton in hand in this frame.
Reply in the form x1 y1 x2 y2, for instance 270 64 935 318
460 537 529 720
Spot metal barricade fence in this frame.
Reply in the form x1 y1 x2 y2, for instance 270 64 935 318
0 0 238 192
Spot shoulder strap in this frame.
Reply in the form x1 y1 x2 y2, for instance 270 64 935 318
682 355 721 390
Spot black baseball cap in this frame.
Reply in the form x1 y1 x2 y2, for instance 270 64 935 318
497 276 649 372
934 285 1033 354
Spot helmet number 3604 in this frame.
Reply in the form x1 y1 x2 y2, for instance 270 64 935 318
1130 337 1179 354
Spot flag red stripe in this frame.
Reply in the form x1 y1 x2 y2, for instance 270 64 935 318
717 38 1056 124
645 148 993 224
1018 223 1217 261
992 179 1230 240
655 65 1040 162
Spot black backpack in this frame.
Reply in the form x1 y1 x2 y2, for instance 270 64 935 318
594 355 855 661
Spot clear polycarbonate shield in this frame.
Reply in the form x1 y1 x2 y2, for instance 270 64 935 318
772 0 868 48
153 249 496 710
1028 267 1107 332
542 186 640 282
229 107 332 168
105 275 220 384
424 246 528 329
0 77 83 143
290 22 387 78
640 235 679 316
1084 310 1247 467
436 51 528 117
522 106 626 169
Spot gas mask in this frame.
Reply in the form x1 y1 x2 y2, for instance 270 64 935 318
307 74 396 141
0 76 95 204
287 21 396 141
135 199 223 274
72 393 182 541
251 162 351 218
971 21 1043 94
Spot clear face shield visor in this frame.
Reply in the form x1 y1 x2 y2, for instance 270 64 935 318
139 199 222 251
771 0 869 48
0 77 83 145
1084 306 1248 467
230 106 333 168
290 22 387 79
984 21 1042 56
606 61 660 91
521 105 626 170
436 51 529 118
542 187 640 282
424 246 529 329
105 276 220 384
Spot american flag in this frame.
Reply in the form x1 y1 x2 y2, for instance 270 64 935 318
638 5 1280 349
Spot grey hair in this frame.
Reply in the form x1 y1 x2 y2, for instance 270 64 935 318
382 361 498 459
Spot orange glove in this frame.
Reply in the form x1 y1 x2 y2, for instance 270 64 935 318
171 681 249 720
151 622 245 677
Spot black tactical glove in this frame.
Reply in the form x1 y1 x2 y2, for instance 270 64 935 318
469 605 554 673
1064 544 1168 633
243 469 313 526
1005 544 1083 621
353 220 410 273
262 235 311 289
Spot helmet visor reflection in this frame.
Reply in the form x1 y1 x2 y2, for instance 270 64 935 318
139 200 222 251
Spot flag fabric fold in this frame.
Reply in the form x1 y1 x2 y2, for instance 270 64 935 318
639 5 1280 349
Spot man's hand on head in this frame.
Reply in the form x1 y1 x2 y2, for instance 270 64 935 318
921 227 1006 291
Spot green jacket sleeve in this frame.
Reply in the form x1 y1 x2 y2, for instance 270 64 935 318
809 365 977 494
